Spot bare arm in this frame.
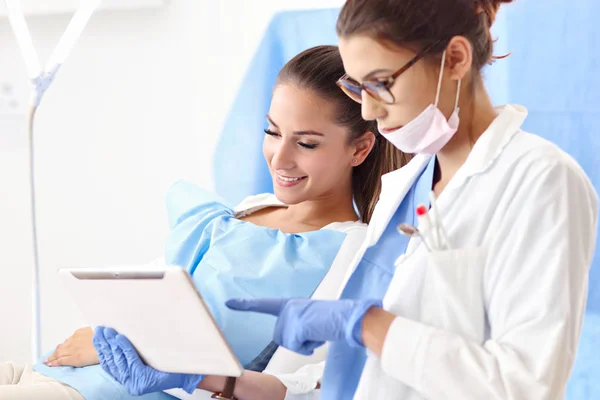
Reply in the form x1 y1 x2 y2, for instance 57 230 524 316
199 371 287 400
361 306 395 357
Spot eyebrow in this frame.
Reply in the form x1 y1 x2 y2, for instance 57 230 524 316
266 115 325 137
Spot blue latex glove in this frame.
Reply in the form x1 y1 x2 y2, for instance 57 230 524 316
92 327 203 395
226 298 382 355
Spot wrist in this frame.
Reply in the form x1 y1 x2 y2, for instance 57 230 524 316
361 306 395 356
181 374 204 394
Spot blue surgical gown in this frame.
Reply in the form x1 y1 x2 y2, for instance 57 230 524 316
164 180 347 367
35 181 347 400
320 157 435 399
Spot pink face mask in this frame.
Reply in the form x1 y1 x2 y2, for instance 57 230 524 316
379 51 461 155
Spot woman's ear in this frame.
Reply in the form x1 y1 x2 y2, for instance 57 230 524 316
446 36 473 81
351 131 376 166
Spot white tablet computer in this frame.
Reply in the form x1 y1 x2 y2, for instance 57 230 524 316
58 266 244 378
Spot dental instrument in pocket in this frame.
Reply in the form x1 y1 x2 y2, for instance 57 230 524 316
397 223 432 252
416 204 440 250
428 191 453 250
416 201 452 251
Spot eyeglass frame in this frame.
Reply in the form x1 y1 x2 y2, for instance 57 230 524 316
336 39 445 104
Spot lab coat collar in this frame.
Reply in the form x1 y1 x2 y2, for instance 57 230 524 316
447 104 528 190
365 104 528 247
365 154 431 246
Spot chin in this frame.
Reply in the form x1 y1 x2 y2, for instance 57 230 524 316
273 188 305 206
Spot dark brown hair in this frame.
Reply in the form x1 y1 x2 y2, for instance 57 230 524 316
337 0 515 70
276 45 412 223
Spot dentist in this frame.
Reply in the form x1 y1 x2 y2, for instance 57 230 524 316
227 0 599 399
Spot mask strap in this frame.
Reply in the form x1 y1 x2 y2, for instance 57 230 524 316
454 79 462 110
434 50 446 107
434 50 462 111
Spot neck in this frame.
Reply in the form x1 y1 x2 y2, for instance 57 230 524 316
436 79 497 187
283 183 358 228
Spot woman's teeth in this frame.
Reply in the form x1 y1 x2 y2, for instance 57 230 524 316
279 175 304 182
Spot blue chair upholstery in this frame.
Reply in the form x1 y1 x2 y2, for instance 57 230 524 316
214 5 600 398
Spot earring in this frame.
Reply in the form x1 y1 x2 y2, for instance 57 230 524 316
352 159 358 164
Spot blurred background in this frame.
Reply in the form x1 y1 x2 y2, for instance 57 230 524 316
0 0 598 398
0 0 345 363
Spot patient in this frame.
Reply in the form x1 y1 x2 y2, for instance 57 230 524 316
0 46 409 400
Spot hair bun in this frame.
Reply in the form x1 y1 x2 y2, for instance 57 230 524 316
476 0 514 25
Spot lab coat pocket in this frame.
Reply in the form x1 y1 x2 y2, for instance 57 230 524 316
422 247 486 343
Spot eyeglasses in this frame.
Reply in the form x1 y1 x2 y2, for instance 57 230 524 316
336 41 442 104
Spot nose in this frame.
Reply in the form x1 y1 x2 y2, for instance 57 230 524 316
270 139 296 171
361 91 386 121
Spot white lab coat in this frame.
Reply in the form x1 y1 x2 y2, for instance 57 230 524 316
341 104 598 400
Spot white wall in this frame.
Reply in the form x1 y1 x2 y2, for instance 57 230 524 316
0 0 344 364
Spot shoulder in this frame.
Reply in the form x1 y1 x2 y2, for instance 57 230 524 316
479 104 592 194
484 130 598 229
507 130 577 166
501 130 594 193
165 180 233 227
234 193 286 217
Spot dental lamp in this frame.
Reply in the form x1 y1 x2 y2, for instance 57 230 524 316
3 0 100 364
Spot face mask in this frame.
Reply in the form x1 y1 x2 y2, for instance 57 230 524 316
379 51 461 155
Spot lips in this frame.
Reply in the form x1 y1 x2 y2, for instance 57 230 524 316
277 174 306 182
275 174 307 188
379 125 403 134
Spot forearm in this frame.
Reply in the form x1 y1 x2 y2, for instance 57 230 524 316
199 371 287 400
361 306 395 357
